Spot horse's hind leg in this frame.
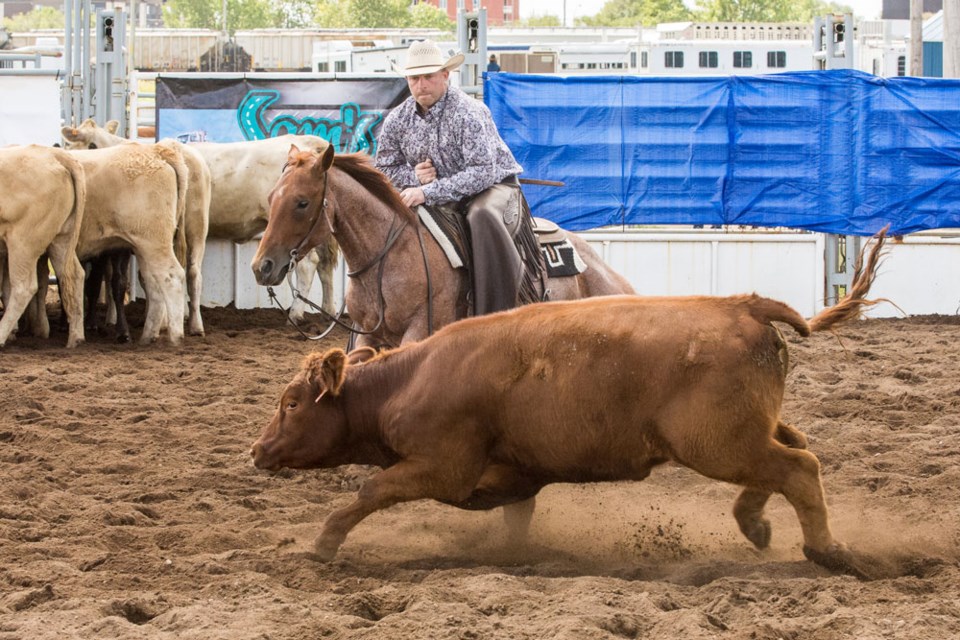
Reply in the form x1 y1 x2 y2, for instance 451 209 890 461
733 420 808 549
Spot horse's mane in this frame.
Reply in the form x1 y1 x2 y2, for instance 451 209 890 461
330 153 419 224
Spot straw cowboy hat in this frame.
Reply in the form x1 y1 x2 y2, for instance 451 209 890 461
396 40 464 76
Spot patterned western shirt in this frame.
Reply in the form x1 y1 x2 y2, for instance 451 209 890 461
375 85 523 206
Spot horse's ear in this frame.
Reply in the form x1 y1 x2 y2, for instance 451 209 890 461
320 144 335 171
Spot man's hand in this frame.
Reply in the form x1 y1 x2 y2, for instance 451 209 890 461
414 158 436 185
400 187 426 208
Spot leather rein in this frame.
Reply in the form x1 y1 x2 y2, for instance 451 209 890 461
266 164 434 343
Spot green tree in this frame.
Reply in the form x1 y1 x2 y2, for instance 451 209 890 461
694 0 851 22
163 0 282 33
579 0 692 27
277 0 316 28
3 6 67 31
315 0 453 30
409 2 455 31
315 0 407 28
517 14 564 27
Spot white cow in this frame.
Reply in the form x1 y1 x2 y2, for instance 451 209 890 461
62 119 212 336
69 142 189 344
0 145 86 348
61 121 339 322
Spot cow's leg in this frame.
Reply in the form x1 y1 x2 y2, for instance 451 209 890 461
137 254 185 345
186 242 204 336
315 458 485 561
110 252 131 344
733 420 809 549
24 258 51 338
85 257 106 334
447 463 541 547
46 239 85 348
0 245 40 347
289 251 320 324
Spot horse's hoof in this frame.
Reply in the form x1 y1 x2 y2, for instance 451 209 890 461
803 544 872 580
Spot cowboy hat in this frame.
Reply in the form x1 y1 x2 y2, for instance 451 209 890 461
396 40 464 76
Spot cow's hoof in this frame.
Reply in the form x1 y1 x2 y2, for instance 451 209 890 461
117 334 131 344
741 518 772 549
312 538 341 563
803 544 872 580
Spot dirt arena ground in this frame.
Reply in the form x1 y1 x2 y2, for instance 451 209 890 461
1 302 959 639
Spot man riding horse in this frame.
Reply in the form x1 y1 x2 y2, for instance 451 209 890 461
375 40 543 316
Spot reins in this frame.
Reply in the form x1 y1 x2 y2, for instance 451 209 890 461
266 161 435 343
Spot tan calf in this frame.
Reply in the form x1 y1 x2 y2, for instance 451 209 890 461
69 142 188 344
0 145 86 348
62 119 212 336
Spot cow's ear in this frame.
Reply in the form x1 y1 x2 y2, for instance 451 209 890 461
105 120 120 134
305 348 347 400
287 144 301 164
347 347 377 365
61 126 79 142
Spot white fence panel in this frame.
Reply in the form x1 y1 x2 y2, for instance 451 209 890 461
0 74 61 146
582 231 824 317
166 229 958 321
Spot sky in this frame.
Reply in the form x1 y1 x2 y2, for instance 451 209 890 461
519 0 884 24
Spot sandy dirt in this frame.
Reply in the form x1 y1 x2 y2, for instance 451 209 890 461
1 302 959 639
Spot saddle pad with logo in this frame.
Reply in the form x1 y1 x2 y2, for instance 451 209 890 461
532 217 587 278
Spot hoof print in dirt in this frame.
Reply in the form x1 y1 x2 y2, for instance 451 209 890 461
803 544 872 581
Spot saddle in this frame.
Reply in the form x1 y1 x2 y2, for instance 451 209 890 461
418 207 588 281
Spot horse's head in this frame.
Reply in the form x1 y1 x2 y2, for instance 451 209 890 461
252 143 335 286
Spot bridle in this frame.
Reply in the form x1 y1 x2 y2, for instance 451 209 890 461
266 162 435 343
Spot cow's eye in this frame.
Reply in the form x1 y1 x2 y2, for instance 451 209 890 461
285 401 298 411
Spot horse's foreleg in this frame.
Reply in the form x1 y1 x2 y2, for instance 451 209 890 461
289 251 320 323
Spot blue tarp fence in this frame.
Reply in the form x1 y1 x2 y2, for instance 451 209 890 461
484 69 960 236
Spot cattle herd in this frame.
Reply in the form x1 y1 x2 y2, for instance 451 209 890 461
0 120 339 348
1 120 898 580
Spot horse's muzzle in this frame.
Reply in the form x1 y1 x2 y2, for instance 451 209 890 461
251 256 288 287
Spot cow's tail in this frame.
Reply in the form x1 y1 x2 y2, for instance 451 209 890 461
156 140 190 268
746 226 888 337
53 149 87 247
807 226 889 335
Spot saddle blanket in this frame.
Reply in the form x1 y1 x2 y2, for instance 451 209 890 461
417 207 587 278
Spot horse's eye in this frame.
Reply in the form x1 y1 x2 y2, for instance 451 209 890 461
296 199 309 210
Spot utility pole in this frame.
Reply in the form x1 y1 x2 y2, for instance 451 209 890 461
945 0 960 77
910 0 923 75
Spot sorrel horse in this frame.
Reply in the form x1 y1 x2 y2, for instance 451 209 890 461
252 144 635 349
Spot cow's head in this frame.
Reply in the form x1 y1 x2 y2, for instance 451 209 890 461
61 118 121 150
250 347 373 471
